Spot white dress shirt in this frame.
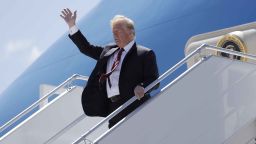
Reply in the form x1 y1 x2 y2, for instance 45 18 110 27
69 25 79 35
69 25 134 98
106 40 134 98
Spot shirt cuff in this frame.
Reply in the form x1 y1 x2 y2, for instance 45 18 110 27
69 25 79 35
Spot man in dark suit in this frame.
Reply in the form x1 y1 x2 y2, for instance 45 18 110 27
60 8 159 128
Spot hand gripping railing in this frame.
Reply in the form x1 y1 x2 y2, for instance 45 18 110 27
0 74 89 134
72 44 256 144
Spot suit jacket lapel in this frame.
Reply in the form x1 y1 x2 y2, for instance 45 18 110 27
99 47 119 65
104 47 119 57
121 43 137 69
97 47 118 73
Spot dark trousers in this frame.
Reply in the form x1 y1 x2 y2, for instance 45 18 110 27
108 95 150 128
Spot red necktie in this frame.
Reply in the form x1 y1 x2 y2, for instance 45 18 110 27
99 48 124 88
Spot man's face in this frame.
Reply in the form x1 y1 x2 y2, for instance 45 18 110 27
112 21 133 48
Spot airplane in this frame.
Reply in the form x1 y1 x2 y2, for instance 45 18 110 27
1 0 256 143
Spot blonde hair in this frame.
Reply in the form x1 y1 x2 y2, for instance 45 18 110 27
110 15 135 35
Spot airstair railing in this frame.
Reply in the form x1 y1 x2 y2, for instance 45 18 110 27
0 74 89 134
72 44 256 144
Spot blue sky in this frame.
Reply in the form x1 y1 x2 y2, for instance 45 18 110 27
0 0 101 94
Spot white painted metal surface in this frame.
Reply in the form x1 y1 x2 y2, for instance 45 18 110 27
185 22 256 68
96 56 256 144
0 86 107 144
72 44 256 144
39 84 66 108
3 54 256 144
0 74 89 134
224 118 256 144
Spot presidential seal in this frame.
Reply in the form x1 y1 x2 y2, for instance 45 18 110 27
216 32 247 61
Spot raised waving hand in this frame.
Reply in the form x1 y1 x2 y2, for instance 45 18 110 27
60 8 77 28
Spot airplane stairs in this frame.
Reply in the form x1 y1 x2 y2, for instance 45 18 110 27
1 44 256 144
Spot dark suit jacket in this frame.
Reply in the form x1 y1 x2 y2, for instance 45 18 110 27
69 30 159 117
